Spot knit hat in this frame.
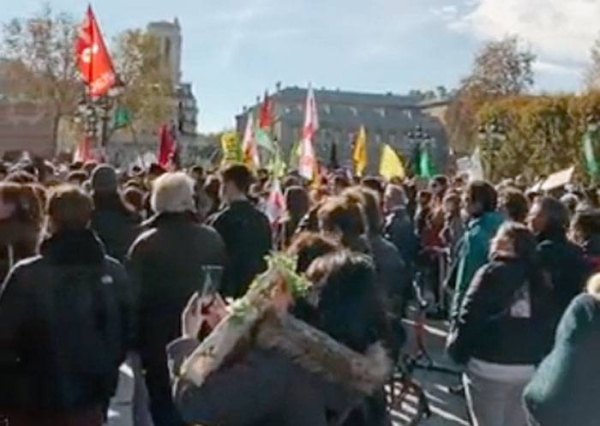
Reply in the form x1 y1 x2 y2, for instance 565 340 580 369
91 165 118 193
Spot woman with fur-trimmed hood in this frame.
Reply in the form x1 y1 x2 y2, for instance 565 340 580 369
168 250 393 426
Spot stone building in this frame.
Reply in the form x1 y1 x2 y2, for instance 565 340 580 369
0 61 55 158
235 86 450 173
147 19 198 135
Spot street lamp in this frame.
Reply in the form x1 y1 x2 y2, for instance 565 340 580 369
73 77 125 152
478 118 506 180
407 124 435 176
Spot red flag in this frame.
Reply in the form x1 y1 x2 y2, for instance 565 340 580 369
258 91 273 130
158 124 176 168
73 135 93 163
75 6 116 97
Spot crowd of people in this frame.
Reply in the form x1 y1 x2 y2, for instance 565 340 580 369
0 156 598 426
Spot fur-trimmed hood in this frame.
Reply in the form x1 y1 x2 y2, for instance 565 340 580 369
256 312 392 396
182 309 393 398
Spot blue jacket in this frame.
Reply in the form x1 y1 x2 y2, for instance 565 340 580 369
451 211 504 319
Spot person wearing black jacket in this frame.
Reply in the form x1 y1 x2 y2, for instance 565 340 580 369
208 164 272 299
570 209 600 271
128 172 226 426
528 197 591 321
0 185 131 426
90 165 141 263
447 222 554 426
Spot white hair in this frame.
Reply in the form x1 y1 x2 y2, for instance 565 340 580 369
151 172 196 214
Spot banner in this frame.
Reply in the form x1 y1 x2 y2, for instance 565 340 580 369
221 132 241 164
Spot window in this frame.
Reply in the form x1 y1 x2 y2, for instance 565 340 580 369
375 132 382 145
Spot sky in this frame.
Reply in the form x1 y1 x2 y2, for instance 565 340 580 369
1 0 598 132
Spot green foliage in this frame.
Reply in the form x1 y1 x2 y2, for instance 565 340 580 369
446 35 536 154
475 92 600 183
112 29 173 133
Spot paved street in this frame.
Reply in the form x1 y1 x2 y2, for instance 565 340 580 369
392 316 469 425
107 315 469 426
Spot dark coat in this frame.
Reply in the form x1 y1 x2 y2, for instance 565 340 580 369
127 212 226 360
0 230 131 414
91 198 141 263
537 231 592 320
208 200 272 299
168 313 392 426
447 256 555 365
0 218 39 283
524 294 600 426
384 208 418 267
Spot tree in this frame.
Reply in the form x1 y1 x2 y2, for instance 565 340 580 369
585 35 600 89
112 29 173 138
0 4 79 152
445 35 536 153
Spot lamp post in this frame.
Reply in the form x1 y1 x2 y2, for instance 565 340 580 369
74 79 125 153
406 124 434 177
478 118 506 181
584 113 600 184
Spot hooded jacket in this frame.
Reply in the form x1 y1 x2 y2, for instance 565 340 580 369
524 294 600 426
168 312 392 426
0 230 131 413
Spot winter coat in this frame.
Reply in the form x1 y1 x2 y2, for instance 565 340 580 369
127 212 226 363
91 201 141 263
0 218 39 283
384 208 418 266
450 211 504 319
208 200 272 299
524 294 600 426
168 312 392 426
537 231 591 321
447 256 555 365
0 230 131 414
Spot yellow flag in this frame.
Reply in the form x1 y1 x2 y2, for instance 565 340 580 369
379 143 406 180
220 131 241 165
353 125 368 176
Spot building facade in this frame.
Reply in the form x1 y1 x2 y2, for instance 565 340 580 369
235 86 449 173
147 19 198 135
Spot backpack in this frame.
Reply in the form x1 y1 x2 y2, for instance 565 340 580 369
42 260 124 408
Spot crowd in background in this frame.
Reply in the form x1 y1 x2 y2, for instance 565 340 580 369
0 156 599 426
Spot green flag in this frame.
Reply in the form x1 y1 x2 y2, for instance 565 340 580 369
113 105 132 129
418 146 436 178
583 131 599 176
255 128 275 152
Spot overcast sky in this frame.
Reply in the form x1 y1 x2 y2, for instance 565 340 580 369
1 0 596 131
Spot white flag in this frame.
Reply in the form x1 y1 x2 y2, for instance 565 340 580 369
265 179 286 224
469 146 484 181
242 113 260 168
298 84 319 179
